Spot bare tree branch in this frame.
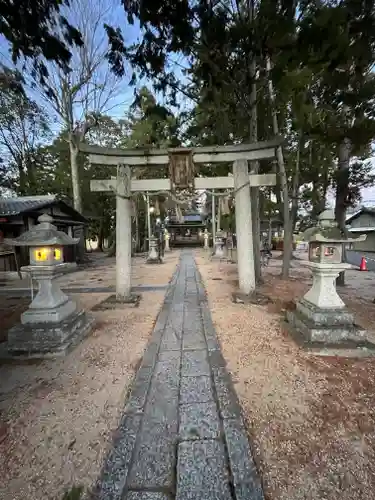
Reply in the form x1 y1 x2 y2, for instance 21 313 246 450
22 0 125 212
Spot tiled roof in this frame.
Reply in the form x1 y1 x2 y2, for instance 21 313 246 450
0 195 57 216
346 207 375 224
349 227 375 232
0 195 87 223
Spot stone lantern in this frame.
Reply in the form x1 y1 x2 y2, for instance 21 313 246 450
212 231 226 259
287 209 371 349
147 236 162 264
164 229 171 252
4 214 94 357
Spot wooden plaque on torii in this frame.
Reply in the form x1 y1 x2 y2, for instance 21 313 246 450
168 149 195 191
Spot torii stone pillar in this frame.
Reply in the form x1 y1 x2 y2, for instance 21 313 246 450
233 159 255 294
116 165 132 299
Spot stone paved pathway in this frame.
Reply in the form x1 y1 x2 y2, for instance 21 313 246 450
0 284 168 296
95 251 263 500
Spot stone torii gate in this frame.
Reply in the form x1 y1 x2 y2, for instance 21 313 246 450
81 139 280 299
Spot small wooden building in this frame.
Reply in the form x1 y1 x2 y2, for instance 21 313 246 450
166 211 207 247
346 208 375 252
0 195 87 273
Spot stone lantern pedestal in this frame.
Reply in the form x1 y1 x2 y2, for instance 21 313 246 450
288 261 362 344
286 210 375 353
147 237 162 264
164 230 171 252
203 229 210 250
4 214 94 358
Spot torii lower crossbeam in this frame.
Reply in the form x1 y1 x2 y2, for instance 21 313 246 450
90 174 276 193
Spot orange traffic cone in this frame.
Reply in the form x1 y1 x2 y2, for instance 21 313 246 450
360 256 368 271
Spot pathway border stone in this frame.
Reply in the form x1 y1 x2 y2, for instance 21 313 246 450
92 251 263 500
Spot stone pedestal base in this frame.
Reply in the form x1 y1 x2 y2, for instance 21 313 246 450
211 234 227 260
6 309 94 359
146 256 163 264
286 298 367 345
22 298 76 324
92 293 141 310
147 238 162 264
211 246 227 260
232 291 272 305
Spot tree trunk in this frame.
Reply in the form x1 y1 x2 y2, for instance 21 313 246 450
135 207 140 252
24 152 36 193
107 230 116 257
17 162 27 195
250 163 261 283
69 140 83 214
268 216 272 246
143 194 149 252
266 55 291 279
335 137 352 287
310 144 330 221
107 242 116 257
97 219 104 251
247 0 261 284
285 133 302 260
249 57 261 284
274 159 283 216
106 229 116 256
69 140 86 262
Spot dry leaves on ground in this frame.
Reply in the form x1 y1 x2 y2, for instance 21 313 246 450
0 252 179 500
194 250 375 500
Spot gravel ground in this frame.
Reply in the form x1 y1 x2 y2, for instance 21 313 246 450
0 251 180 500
60 252 178 289
194 250 375 500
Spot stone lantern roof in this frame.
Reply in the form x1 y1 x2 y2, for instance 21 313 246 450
303 209 366 243
4 214 80 247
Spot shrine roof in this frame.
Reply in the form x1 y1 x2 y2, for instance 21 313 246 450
346 207 375 224
0 196 87 223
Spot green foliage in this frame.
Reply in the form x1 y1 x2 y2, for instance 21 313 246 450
110 0 375 221
0 83 182 246
0 0 82 87
4 0 375 239
122 87 181 149
0 68 51 194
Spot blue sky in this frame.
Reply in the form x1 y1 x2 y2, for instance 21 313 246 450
0 0 141 123
0 0 192 131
